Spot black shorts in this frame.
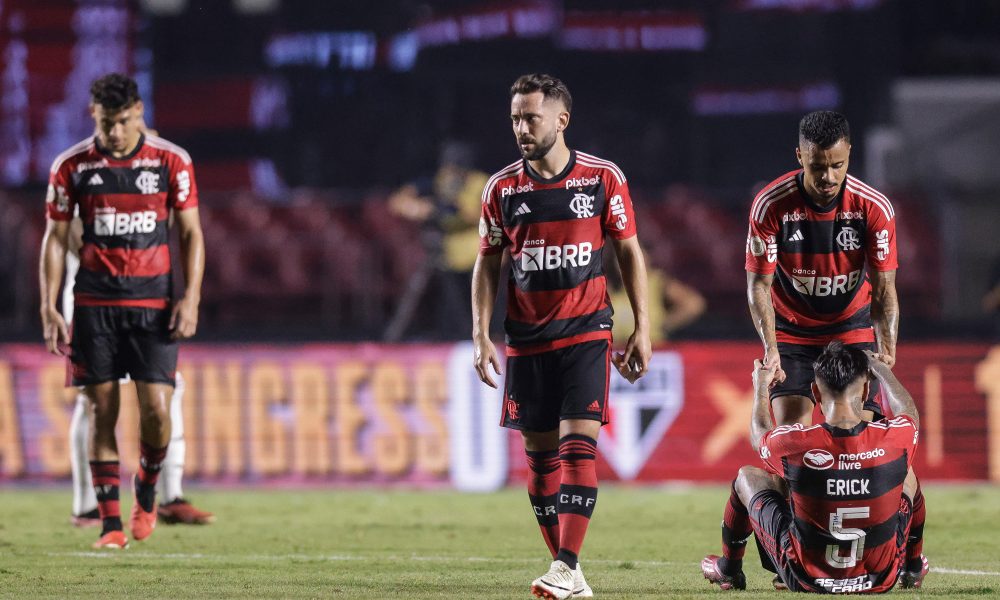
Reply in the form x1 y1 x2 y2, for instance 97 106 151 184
69 305 178 387
748 489 914 593
500 339 610 432
771 342 883 417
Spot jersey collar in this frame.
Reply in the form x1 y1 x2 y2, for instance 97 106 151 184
822 420 868 437
94 133 146 161
524 149 576 184
796 171 844 214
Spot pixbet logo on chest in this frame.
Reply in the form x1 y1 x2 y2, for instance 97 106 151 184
94 208 157 236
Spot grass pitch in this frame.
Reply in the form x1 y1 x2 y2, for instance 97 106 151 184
1 485 998 598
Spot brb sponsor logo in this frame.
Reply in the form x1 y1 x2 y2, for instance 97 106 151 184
94 208 157 236
791 269 861 297
803 449 835 470
521 242 592 271
500 182 534 197
609 194 628 230
565 175 599 189
875 229 890 261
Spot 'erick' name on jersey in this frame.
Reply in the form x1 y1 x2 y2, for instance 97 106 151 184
479 150 636 355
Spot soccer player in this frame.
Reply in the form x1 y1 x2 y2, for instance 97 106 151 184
746 111 898 426
40 73 205 549
472 73 651 599
701 343 929 592
62 206 213 528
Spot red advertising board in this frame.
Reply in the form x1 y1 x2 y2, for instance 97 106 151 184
1 342 997 487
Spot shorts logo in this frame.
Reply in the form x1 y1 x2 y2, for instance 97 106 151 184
505 397 519 421
836 226 860 251
135 171 160 195
521 242 592 272
569 193 595 218
748 235 765 257
94 208 158 236
609 194 628 230
875 229 890 261
803 449 835 470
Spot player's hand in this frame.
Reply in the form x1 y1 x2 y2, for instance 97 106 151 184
40 307 69 356
864 350 893 378
613 330 651 384
763 347 786 388
169 295 199 340
473 336 503 388
752 358 778 391
872 351 895 368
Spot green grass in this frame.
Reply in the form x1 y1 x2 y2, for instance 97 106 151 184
1 485 998 598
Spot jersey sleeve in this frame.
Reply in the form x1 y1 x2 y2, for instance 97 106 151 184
864 193 897 271
884 415 919 468
46 159 77 221
169 156 199 210
745 205 779 275
602 174 636 240
478 180 507 255
759 424 808 475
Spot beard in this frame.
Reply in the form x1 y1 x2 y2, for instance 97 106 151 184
519 128 558 161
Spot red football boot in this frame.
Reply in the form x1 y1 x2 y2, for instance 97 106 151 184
158 498 216 525
701 555 747 591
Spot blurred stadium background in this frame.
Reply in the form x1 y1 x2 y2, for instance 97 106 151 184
1 1 1000 595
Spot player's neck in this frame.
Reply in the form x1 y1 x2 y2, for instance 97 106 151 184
528 142 570 179
823 402 862 430
96 132 142 159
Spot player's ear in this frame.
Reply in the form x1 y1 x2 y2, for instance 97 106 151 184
860 380 869 409
795 146 802 166
557 110 570 132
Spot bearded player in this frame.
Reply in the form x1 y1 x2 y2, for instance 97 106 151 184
744 111 926 583
472 73 651 599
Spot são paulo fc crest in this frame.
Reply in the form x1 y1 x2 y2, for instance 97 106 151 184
600 352 684 479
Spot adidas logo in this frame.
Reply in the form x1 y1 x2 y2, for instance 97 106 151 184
789 229 804 242
514 202 531 216
87 173 104 186
587 400 601 412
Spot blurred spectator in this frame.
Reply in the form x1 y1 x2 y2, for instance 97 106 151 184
385 140 489 340
607 248 706 346
983 257 1000 337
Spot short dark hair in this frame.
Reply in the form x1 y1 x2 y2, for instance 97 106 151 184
90 73 141 111
510 73 572 113
813 341 869 393
799 111 850 148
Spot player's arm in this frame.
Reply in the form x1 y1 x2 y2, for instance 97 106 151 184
612 236 651 383
170 207 205 340
870 269 899 367
39 219 71 355
865 350 917 425
747 271 785 384
750 358 778 452
472 252 503 388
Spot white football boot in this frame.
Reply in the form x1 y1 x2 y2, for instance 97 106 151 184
531 560 576 600
573 563 594 597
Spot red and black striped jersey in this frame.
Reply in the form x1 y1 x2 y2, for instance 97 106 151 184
46 134 198 309
759 416 918 594
745 170 897 345
479 150 637 355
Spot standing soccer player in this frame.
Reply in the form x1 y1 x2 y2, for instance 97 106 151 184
472 73 651 599
701 343 929 592
39 73 205 549
746 111 898 426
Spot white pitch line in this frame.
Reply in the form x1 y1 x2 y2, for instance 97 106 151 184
45 552 1000 576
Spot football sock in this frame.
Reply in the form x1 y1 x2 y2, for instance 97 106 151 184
906 484 926 571
555 434 598 570
719 481 752 576
90 461 122 534
136 442 168 512
70 394 98 515
158 380 186 502
526 448 562 558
